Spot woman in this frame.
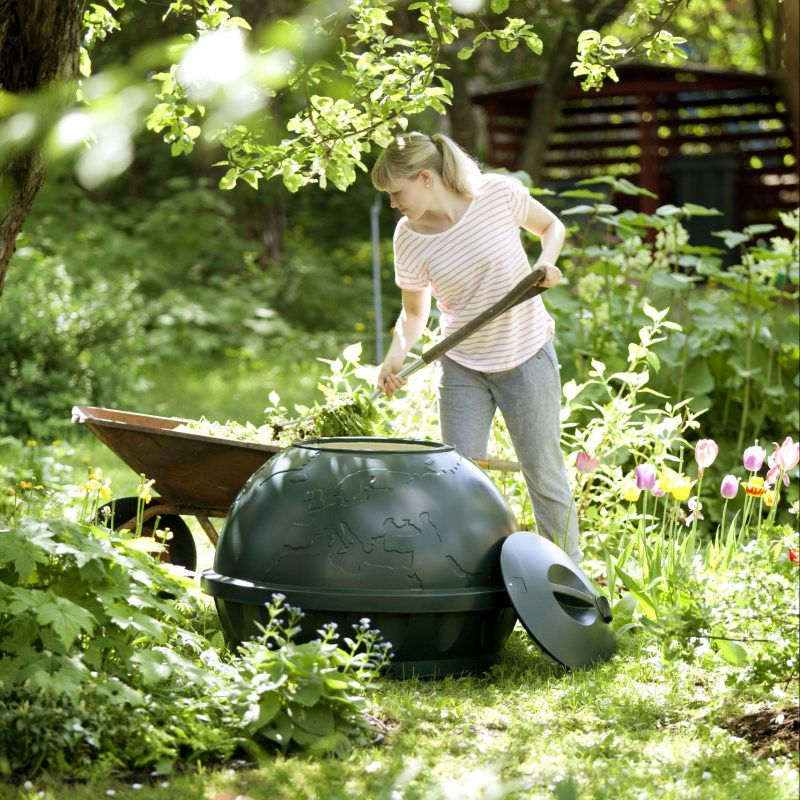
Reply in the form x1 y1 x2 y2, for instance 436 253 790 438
372 131 582 563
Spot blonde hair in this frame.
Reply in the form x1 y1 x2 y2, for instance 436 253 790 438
371 132 482 197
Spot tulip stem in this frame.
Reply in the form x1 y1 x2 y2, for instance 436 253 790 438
766 470 784 526
719 498 729 543
641 491 648 537
690 472 704 537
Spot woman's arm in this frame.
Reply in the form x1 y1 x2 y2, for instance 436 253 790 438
522 196 566 288
377 287 431 397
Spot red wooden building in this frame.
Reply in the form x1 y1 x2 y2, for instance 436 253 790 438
471 63 798 241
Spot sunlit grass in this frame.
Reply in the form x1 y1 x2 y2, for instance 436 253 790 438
135 351 326 423
7 635 796 799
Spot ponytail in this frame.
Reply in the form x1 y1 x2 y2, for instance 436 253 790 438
371 132 482 197
431 134 482 196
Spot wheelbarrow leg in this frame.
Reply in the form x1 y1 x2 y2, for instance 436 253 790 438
196 515 219 547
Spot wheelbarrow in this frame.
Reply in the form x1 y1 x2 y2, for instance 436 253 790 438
71 405 283 570
71 405 521 571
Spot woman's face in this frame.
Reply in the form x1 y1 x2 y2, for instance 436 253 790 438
386 172 429 220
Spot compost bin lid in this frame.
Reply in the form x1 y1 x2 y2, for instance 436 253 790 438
500 532 616 668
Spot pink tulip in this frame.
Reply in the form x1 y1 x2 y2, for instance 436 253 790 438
635 464 658 491
742 445 767 472
773 437 799 471
720 475 739 499
575 451 599 473
765 438 798 488
694 439 718 470
765 462 784 488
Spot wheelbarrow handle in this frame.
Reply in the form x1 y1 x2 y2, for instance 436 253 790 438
370 267 547 401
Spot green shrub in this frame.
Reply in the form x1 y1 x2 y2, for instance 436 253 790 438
0 243 147 439
25 174 256 295
263 233 396 342
0 504 389 778
550 183 799 452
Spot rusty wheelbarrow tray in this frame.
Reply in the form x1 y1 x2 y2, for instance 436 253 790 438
71 405 521 570
71 405 282 567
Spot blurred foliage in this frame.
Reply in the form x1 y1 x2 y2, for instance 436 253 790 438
0 0 703 197
0 242 146 439
0 160 399 438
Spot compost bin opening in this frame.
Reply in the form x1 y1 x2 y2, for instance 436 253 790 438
294 437 452 454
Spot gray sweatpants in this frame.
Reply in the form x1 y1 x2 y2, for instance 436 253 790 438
436 339 582 563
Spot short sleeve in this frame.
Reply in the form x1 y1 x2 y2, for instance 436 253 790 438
500 174 530 226
393 221 430 291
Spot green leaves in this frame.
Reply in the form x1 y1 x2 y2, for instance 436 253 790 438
713 637 748 667
571 30 624 90
0 525 53 583
614 566 660 622
601 517 800 689
1 511 389 777
36 595 97 647
213 604 389 757
458 17 542 60
241 691 281 734
138 0 549 194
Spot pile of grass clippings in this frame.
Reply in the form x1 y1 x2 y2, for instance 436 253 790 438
178 387 380 446
290 387 380 439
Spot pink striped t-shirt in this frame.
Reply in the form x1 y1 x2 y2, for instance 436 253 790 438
393 172 555 373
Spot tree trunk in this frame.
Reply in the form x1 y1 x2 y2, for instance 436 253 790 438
775 0 799 149
517 0 629 181
0 0 82 297
517 22 579 180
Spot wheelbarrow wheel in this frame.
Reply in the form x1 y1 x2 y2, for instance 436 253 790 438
95 496 198 571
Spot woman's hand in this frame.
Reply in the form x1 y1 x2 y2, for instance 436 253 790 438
376 287 431 397
376 357 408 397
537 263 562 288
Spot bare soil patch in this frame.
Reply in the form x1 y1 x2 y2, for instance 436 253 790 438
722 704 799 758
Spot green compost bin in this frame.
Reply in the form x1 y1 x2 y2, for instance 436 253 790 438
201 437 518 677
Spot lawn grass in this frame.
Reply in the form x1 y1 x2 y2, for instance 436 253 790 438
130 351 326 425
6 632 797 800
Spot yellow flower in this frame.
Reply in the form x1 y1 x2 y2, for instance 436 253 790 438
658 468 678 495
88 468 103 482
99 486 112 501
19 480 33 490
621 477 641 503
671 475 693 502
743 477 766 497
762 490 777 507
25 440 38 447
136 477 155 504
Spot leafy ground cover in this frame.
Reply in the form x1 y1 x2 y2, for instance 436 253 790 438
3 632 797 800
